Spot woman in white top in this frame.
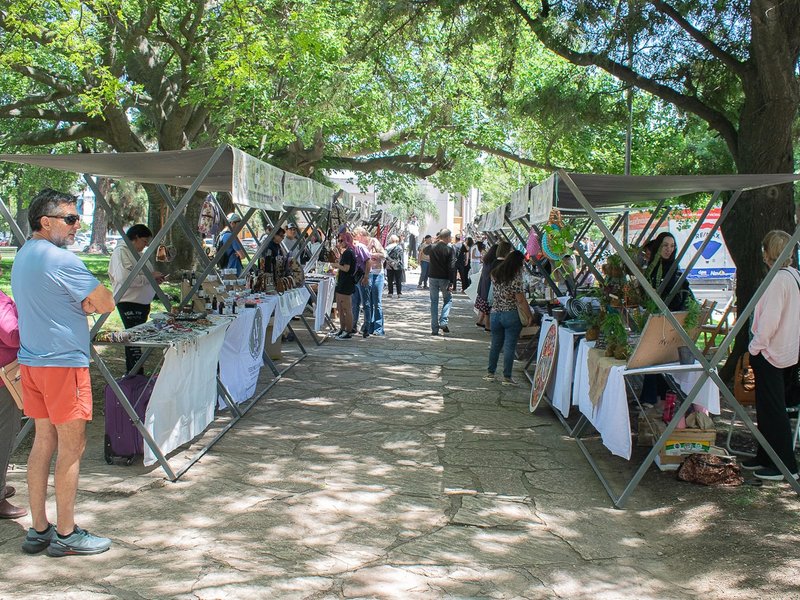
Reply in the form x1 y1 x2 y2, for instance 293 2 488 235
108 224 165 373
470 239 484 274
745 230 800 481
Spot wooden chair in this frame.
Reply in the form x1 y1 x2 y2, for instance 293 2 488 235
700 298 736 357
691 299 717 343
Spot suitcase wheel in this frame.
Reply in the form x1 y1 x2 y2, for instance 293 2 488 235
104 435 114 465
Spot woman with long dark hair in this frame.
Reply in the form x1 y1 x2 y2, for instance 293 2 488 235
643 232 692 311
484 250 534 386
474 241 512 332
638 231 693 407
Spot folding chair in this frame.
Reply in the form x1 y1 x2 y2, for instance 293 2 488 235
691 299 717 343
701 298 736 357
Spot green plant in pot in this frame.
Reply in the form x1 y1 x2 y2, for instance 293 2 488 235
600 311 629 360
584 307 603 341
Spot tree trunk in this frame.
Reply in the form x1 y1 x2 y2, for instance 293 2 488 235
144 184 209 276
89 178 111 253
718 4 799 378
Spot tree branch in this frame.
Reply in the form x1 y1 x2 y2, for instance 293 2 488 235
650 1 747 78
321 150 452 178
463 142 558 171
0 105 95 122
9 64 75 94
5 123 107 146
507 0 739 156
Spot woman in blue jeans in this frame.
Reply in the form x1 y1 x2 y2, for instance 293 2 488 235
484 250 534 386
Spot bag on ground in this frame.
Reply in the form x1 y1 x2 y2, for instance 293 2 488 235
104 375 156 464
676 453 744 487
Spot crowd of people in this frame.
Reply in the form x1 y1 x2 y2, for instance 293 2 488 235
4 190 800 565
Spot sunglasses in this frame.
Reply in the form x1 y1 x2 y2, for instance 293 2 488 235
46 214 80 225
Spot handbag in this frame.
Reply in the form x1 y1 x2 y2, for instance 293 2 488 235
517 303 531 327
733 352 756 406
676 453 744 487
0 359 24 410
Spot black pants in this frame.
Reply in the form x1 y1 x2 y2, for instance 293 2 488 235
751 352 798 472
458 265 471 291
387 270 403 295
118 302 151 374
640 374 668 405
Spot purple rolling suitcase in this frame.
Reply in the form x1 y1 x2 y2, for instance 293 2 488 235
104 375 156 465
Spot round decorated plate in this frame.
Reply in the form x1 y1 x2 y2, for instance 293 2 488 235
530 319 558 413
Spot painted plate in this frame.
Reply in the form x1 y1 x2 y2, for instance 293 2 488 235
530 319 559 413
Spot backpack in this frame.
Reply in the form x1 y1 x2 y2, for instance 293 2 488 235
386 244 403 270
198 194 222 236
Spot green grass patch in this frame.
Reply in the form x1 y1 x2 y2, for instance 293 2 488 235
0 252 180 331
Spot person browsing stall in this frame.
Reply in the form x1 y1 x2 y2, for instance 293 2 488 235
745 230 800 481
354 226 386 337
334 232 357 340
108 224 165 374
218 212 246 275
483 250 534 386
12 189 116 557
0 257 25 521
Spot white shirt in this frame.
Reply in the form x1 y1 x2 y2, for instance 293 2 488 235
108 244 157 305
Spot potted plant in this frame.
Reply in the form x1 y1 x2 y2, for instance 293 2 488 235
584 307 603 341
601 311 629 359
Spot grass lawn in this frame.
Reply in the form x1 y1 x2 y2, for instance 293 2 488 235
0 253 180 331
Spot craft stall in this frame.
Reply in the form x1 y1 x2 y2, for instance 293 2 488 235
0 145 344 479
514 170 800 507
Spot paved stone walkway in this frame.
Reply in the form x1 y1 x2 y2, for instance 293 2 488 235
1 283 799 599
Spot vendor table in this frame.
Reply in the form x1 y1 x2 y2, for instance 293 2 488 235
93 316 238 480
218 288 311 409
532 317 585 419
570 343 721 507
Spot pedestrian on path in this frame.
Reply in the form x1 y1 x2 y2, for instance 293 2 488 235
417 234 432 289
385 235 405 298
484 250 534 386
425 229 456 335
12 188 116 557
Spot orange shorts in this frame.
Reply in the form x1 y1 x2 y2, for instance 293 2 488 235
20 365 93 425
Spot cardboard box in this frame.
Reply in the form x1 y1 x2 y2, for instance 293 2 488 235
655 428 717 471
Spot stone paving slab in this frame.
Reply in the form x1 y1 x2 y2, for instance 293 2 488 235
2 284 800 599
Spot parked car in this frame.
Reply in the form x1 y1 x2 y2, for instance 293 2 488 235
241 237 258 252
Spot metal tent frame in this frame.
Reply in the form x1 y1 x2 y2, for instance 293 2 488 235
0 145 343 479
547 171 800 507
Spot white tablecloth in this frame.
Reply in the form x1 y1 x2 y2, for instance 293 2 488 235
313 276 336 331
218 303 273 407
536 318 584 417
272 287 311 342
143 319 231 466
573 340 721 460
